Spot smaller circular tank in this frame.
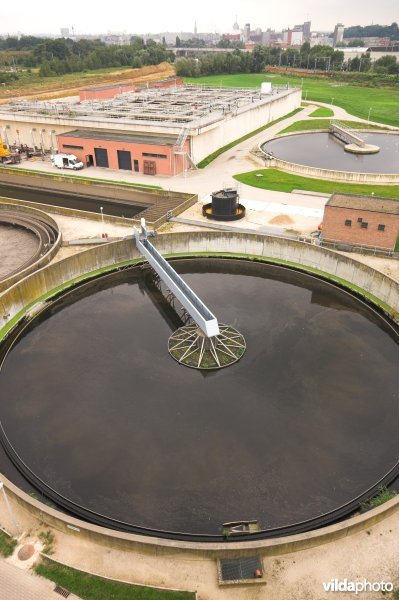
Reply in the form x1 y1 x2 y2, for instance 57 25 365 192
202 188 246 221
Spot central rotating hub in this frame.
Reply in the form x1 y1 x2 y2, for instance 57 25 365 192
168 323 246 370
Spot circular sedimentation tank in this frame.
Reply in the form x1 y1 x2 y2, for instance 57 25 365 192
0 257 398 541
261 132 399 174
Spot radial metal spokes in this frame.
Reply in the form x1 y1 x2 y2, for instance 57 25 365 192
168 324 246 370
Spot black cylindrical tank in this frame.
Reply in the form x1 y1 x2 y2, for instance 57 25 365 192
211 188 238 217
202 187 245 221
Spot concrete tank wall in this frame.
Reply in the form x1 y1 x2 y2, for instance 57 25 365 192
0 203 62 293
1 230 399 556
192 89 301 163
1 230 398 335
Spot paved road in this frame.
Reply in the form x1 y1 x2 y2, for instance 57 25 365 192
0 559 80 600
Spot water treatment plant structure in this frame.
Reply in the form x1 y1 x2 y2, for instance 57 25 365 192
0 83 300 175
0 223 399 547
0 87 399 592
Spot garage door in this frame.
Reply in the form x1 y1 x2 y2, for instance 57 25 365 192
117 150 132 171
143 160 156 175
94 148 109 168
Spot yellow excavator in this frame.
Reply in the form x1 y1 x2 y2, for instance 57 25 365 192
0 136 21 164
0 135 10 162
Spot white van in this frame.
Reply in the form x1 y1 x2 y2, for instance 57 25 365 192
51 153 84 170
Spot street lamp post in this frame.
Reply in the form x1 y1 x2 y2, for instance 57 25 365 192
0 481 20 534
100 206 104 228
368 107 372 122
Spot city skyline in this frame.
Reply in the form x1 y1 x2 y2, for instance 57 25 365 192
1 0 398 37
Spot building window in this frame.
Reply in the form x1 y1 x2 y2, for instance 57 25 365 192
378 224 385 231
361 222 368 229
142 152 167 159
344 219 352 227
63 144 84 150
357 217 363 223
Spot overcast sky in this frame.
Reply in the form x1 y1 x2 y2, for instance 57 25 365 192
1 0 398 36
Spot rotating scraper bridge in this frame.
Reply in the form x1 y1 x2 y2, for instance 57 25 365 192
135 219 246 369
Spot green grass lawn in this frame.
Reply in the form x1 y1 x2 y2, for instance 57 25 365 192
309 106 334 117
34 559 195 600
233 168 399 199
0 66 137 94
278 119 388 134
185 74 399 127
0 529 17 558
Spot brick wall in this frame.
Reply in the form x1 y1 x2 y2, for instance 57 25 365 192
323 206 399 250
56 133 189 175
79 84 136 102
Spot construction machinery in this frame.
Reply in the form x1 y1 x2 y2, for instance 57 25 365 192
0 136 21 164
0 136 10 162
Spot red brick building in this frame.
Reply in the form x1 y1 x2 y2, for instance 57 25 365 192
56 129 188 175
148 77 184 89
79 83 136 102
322 193 399 251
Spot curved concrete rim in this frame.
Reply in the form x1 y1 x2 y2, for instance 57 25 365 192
257 130 399 180
0 231 398 554
0 203 62 293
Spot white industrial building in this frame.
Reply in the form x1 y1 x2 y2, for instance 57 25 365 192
0 84 301 175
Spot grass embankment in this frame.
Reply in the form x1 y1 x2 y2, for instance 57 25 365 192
197 108 302 167
185 73 399 127
0 165 162 189
34 558 195 600
0 62 174 101
278 119 388 134
395 236 399 252
0 529 17 557
233 168 399 199
309 106 334 117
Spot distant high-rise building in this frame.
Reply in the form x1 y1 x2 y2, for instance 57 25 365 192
303 21 311 41
333 23 345 46
194 21 197 36
60 28 70 38
244 23 250 42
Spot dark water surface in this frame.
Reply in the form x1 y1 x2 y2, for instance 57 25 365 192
262 132 399 173
0 183 145 218
0 259 398 537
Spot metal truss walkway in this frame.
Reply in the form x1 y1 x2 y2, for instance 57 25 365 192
134 219 219 337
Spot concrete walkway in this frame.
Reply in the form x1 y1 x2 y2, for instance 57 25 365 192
0 487 398 600
0 558 80 600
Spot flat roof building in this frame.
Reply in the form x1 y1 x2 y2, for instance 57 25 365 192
322 193 399 251
0 83 300 176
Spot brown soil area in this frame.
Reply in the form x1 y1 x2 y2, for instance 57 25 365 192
0 62 175 103
268 214 294 225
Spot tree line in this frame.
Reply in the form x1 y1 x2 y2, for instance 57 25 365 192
344 23 399 41
0 36 174 77
175 42 399 77
175 43 346 77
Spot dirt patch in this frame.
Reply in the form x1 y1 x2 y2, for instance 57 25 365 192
17 544 35 561
0 62 175 102
268 214 294 225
